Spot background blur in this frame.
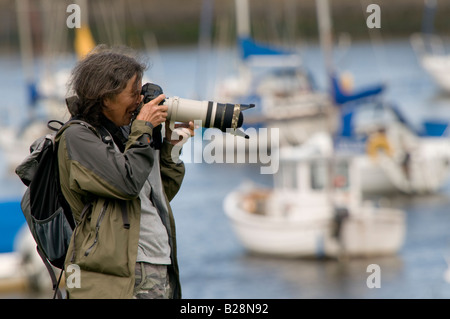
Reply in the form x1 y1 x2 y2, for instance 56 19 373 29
0 0 449 52
2 0 450 299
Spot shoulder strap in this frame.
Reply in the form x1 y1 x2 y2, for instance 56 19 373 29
96 125 115 147
36 246 63 299
47 120 64 131
48 119 105 144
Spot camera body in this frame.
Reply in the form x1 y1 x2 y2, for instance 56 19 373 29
141 82 165 105
140 83 254 138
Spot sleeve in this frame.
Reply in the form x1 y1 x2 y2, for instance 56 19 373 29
61 120 155 200
159 140 186 202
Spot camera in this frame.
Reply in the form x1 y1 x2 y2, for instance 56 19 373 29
140 83 255 138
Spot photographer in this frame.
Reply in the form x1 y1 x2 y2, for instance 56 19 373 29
59 45 194 299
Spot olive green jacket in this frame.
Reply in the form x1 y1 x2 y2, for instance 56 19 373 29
57 119 184 299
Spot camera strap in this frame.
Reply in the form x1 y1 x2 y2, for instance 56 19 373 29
151 124 162 150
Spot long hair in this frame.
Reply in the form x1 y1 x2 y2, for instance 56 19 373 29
67 45 148 126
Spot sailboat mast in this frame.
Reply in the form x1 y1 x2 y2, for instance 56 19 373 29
234 0 250 39
15 0 36 107
74 0 95 59
195 0 214 99
315 0 334 78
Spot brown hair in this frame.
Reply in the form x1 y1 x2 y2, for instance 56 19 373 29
67 44 147 126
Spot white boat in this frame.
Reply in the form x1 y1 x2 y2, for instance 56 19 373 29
357 133 450 195
343 100 450 195
223 133 406 258
314 0 450 196
410 32 450 93
216 65 339 148
410 1 450 93
212 0 339 149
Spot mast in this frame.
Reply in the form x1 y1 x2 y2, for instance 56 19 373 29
195 0 215 99
422 0 437 35
15 0 38 108
315 0 334 82
234 0 251 39
74 0 95 59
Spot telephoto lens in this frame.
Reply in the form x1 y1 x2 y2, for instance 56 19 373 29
141 83 255 138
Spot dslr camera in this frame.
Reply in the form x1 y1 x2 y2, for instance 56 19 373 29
139 83 255 138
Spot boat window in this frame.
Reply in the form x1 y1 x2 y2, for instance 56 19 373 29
311 161 327 190
279 162 297 189
333 161 349 190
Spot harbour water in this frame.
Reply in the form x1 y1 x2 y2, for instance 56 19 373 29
2 39 450 299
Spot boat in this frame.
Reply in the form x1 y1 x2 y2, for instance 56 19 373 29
336 94 450 195
318 0 450 195
212 0 339 149
0 0 82 295
223 132 406 258
0 0 97 175
410 0 450 93
410 32 450 93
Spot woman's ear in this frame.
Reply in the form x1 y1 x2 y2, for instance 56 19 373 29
103 96 112 108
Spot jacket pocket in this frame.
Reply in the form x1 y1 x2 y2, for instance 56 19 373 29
74 199 131 277
84 200 109 257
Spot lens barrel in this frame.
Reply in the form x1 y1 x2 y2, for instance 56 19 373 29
141 83 253 134
205 102 247 132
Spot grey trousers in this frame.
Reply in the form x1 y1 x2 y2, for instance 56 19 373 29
133 262 173 299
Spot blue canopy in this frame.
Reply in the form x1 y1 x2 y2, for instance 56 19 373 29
238 36 297 60
0 200 25 253
330 73 385 105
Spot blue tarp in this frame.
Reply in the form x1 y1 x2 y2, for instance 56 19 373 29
422 121 449 137
238 36 296 60
330 73 385 105
0 200 25 253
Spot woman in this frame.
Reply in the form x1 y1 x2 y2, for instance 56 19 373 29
58 45 194 299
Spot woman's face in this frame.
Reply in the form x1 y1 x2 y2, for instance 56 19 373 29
102 74 142 127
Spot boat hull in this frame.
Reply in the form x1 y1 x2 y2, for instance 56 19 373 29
224 190 406 258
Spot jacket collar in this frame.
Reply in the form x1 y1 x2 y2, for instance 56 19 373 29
99 114 128 152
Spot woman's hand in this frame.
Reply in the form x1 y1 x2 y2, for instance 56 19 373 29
136 94 168 128
165 120 196 146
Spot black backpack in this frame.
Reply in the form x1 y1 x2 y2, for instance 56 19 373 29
15 119 105 298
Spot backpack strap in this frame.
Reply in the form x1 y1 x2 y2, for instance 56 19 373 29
36 245 63 299
120 200 130 229
23 119 112 298
50 119 113 147
53 270 64 299
54 119 101 139
47 120 64 132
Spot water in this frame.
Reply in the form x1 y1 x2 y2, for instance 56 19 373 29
174 163 450 299
3 39 450 298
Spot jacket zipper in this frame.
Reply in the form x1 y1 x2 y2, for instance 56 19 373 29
71 202 93 263
84 200 109 257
